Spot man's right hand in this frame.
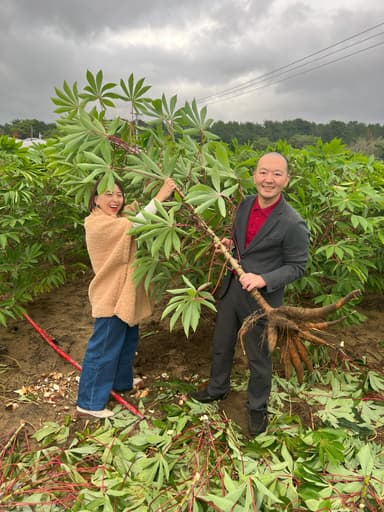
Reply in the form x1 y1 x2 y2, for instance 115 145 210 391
215 238 233 253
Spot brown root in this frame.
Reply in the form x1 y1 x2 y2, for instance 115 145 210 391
267 322 278 352
281 341 291 379
268 311 301 332
238 310 266 348
303 317 347 330
292 337 313 373
299 330 334 347
287 338 304 384
238 289 360 383
278 290 361 321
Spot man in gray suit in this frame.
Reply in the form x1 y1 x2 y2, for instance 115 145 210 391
191 152 310 436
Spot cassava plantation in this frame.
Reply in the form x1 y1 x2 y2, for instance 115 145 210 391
0 71 383 511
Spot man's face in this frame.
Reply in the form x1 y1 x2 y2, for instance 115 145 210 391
253 154 290 206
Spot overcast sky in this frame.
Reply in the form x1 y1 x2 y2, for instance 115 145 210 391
1 0 383 126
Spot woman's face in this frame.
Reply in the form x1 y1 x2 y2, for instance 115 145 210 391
94 184 124 216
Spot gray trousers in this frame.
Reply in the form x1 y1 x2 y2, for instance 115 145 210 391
207 277 272 411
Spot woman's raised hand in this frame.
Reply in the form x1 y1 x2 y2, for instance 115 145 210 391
155 178 177 202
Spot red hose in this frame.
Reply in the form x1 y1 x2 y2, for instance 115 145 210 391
23 313 145 419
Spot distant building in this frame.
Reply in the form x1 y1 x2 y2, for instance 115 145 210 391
16 137 46 147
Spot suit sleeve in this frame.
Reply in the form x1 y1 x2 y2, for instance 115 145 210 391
261 218 310 293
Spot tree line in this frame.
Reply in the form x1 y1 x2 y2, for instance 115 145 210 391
211 118 384 158
0 118 58 139
211 118 384 144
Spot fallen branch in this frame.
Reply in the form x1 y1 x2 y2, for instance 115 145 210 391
23 313 145 419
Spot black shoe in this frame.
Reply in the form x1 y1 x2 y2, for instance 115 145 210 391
190 387 228 403
248 410 268 437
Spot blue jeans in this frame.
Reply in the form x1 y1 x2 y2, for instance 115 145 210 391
77 316 139 410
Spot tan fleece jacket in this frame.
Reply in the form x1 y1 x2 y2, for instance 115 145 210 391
85 209 152 326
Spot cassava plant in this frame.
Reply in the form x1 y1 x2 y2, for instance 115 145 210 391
0 136 86 326
47 70 383 381
284 138 384 314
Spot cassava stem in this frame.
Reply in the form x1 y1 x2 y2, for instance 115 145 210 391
175 186 273 313
173 184 360 383
23 313 145 419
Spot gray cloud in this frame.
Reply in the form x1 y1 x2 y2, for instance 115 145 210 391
0 0 383 125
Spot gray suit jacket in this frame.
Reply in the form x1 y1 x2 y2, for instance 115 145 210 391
219 194 310 307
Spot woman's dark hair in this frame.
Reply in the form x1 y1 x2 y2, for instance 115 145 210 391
88 179 126 214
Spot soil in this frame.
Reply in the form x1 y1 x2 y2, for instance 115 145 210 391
1 272 383 440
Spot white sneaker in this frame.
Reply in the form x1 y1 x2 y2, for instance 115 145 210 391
76 406 114 418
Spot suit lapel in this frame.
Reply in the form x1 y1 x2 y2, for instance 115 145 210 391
234 197 254 252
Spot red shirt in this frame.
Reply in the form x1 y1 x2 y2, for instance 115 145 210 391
245 195 282 248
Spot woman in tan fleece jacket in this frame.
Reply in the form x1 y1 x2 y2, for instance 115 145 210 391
77 177 176 418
